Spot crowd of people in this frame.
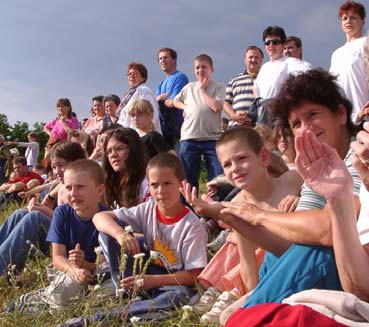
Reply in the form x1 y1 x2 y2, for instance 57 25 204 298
1 1 369 326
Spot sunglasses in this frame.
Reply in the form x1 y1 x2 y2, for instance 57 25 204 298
264 39 282 46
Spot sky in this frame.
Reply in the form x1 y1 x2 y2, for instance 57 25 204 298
0 0 360 128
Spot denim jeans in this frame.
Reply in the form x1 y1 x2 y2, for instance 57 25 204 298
180 139 223 190
0 209 51 275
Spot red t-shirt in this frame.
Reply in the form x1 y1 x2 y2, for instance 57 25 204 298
9 171 44 188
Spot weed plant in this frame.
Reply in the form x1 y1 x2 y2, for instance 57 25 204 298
0 202 215 327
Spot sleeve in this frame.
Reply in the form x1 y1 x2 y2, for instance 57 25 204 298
46 205 68 245
225 78 234 104
45 118 56 130
214 83 226 104
168 74 189 98
113 204 147 233
181 220 208 270
174 85 187 103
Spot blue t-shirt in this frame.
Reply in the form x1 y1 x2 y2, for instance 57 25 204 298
46 203 108 263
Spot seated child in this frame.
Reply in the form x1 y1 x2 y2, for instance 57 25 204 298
92 153 208 320
9 159 113 312
181 126 302 324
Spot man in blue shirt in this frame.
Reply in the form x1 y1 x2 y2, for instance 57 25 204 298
156 47 188 151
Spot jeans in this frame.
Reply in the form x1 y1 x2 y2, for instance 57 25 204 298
180 139 223 190
0 209 51 275
244 244 341 307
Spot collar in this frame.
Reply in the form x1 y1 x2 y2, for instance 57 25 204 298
156 205 189 225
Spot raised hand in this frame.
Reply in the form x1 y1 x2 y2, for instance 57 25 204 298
351 121 369 191
295 130 352 201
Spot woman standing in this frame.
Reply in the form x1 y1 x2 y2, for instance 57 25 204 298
44 98 79 146
117 62 162 134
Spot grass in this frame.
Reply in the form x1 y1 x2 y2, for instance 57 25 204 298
0 201 217 326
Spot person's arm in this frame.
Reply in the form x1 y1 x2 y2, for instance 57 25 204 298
0 182 11 192
180 181 224 219
6 182 26 193
51 243 94 284
93 210 140 255
199 78 223 113
328 194 369 300
121 268 202 292
43 124 52 136
294 129 369 300
173 99 186 110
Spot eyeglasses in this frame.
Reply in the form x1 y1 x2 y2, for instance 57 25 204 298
105 145 128 156
126 71 138 77
264 39 282 46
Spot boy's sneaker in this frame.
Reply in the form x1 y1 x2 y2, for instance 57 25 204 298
207 229 229 252
200 291 238 324
192 287 221 313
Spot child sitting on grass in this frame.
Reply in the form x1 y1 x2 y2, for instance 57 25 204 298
91 152 208 322
8 159 114 312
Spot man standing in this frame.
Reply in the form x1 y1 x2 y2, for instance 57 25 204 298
254 26 312 100
156 47 189 150
224 46 263 127
283 36 303 59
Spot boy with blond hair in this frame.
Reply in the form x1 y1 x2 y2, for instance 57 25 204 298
174 54 226 190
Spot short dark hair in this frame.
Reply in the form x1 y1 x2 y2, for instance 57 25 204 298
66 159 104 185
339 1 366 19
103 94 121 107
194 54 213 67
269 69 356 135
147 153 185 182
216 126 264 155
157 47 177 60
127 62 148 83
13 157 27 166
285 36 302 48
245 45 264 58
263 26 286 43
92 95 104 103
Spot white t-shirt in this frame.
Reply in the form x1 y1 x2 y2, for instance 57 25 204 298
330 36 369 123
357 183 369 245
113 202 208 271
16 141 39 166
175 80 226 141
254 56 312 99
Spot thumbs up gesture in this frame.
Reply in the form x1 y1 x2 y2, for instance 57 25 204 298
68 243 85 268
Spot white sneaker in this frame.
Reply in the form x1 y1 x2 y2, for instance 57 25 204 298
192 287 221 313
200 291 238 324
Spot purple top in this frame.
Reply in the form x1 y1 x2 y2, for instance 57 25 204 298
45 117 79 140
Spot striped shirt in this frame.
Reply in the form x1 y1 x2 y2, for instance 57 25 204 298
297 147 361 211
225 71 257 126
